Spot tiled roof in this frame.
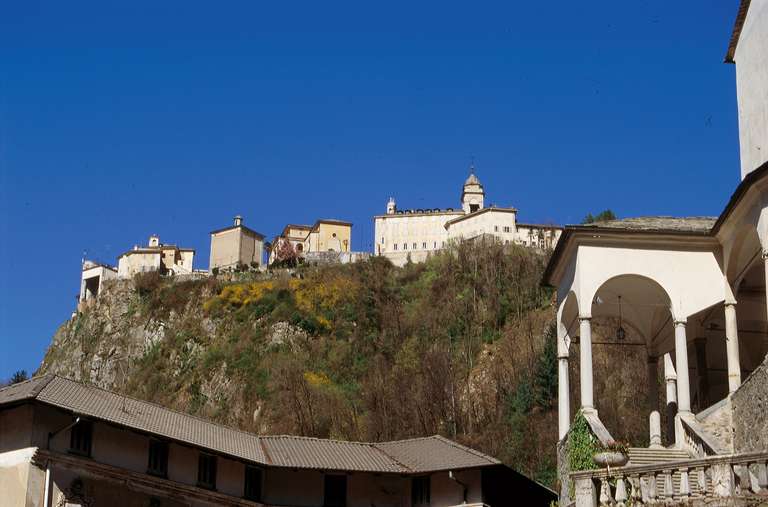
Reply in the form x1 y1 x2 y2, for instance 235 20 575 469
577 216 717 233
261 436 403 472
376 435 500 472
0 375 500 474
725 0 751 63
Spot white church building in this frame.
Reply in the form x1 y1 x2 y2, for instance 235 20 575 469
548 1 768 505
374 170 562 266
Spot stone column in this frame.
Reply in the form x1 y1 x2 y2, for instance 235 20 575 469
664 353 678 443
647 355 659 412
724 302 742 393
558 353 571 440
674 321 692 415
649 410 663 449
694 337 709 409
579 317 594 411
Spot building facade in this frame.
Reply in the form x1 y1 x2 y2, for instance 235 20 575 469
117 235 195 279
547 3 768 504
0 376 555 507
209 216 266 272
268 220 353 265
78 261 117 311
374 171 562 266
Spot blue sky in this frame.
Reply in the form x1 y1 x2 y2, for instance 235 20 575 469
0 1 743 378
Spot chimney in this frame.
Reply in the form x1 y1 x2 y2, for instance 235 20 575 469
234 215 243 227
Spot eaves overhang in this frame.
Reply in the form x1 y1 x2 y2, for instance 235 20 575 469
542 226 718 288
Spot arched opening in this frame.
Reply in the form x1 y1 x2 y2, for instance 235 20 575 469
724 225 768 391
586 275 674 445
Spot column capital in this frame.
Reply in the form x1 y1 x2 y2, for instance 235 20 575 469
762 249 768 260
724 300 737 308
578 315 592 322
674 319 687 328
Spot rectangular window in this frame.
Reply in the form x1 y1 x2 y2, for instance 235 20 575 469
403 243 408 250
422 242 427 249
494 225 499 232
381 237 384 244
147 439 169 477
412 243 417 250
69 420 93 457
244 465 262 501
433 241 437 249
393 244 398 251
197 453 217 490
503 226 510 233
324 475 347 507
412 476 431 505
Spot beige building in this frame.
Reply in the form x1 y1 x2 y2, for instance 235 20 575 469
0 375 555 507
209 216 266 272
374 170 562 266
117 235 195 278
548 3 768 505
268 220 352 265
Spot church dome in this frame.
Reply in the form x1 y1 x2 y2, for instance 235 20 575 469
464 169 481 186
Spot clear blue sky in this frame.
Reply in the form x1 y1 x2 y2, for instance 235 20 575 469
0 1 743 378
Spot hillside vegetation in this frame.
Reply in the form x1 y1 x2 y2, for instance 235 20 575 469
39 240 559 485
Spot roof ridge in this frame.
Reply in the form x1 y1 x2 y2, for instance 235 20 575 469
378 434 442 444
0 373 55 397
429 434 500 464
370 442 413 473
42 375 265 442
260 434 379 446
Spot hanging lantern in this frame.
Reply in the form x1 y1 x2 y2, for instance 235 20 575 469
616 295 626 340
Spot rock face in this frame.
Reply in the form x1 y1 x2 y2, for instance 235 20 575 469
732 353 768 453
37 243 562 488
40 280 166 388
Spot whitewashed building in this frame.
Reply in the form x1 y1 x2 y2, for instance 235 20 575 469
373 170 562 266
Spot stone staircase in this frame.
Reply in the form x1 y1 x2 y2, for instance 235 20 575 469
627 448 701 496
627 447 691 466
695 398 734 453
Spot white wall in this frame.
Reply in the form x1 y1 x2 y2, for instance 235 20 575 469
117 252 161 278
446 209 517 242
735 0 768 178
374 212 461 265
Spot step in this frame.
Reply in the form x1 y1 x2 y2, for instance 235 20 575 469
625 448 711 496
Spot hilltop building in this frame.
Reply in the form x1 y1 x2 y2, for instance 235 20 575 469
0 376 556 506
268 219 353 265
548 2 768 505
117 235 195 278
374 170 562 266
78 261 117 311
209 216 266 272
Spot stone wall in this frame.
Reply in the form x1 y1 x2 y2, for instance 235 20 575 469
732 353 768 453
304 251 371 265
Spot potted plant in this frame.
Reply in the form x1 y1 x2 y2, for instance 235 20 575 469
593 440 629 468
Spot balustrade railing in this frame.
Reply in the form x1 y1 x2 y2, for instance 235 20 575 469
571 451 768 506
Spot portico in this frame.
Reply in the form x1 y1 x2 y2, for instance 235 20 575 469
546 209 768 448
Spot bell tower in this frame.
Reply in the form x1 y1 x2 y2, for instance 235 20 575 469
386 197 397 215
461 166 484 214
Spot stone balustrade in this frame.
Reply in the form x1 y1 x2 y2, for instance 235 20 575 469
571 451 768 506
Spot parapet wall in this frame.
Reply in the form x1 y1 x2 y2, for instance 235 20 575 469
732 353 768 453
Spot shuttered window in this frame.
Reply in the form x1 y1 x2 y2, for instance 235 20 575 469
69 420 93 457
197 453 217 490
